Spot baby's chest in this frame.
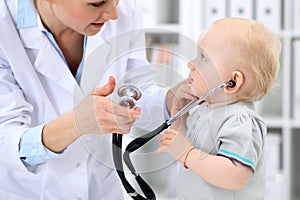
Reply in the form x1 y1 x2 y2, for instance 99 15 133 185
186 113 220 154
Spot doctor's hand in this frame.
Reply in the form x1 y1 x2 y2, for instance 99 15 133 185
74 76 141 135
166 78 196 117
42 76 140 153
157 129 193 163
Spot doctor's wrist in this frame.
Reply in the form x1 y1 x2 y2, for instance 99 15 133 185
42 110 79 153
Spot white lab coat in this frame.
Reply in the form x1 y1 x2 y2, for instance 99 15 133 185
0 0 167 199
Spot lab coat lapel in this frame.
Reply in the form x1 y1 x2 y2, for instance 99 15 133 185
80 34 111 95
19 27 84 100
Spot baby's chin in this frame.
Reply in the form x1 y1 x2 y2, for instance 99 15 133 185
190 89 202 99
192 89 209 99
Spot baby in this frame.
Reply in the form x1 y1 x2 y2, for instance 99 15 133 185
158 17 281 199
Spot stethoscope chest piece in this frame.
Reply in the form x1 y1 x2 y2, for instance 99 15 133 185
118 84 142 108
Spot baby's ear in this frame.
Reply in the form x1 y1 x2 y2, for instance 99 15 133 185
224 71 243 94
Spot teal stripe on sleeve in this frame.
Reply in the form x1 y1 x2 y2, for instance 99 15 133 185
218 149 256 170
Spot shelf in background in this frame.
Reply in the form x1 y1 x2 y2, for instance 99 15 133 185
291 121 300 129
277 30 300 38
145 24 180 34
265 118 285 128
264 118 300 129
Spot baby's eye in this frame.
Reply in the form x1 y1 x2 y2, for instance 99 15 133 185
90 1 106 7
200 53 207 62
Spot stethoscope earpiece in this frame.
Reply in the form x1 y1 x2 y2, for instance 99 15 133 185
227 80 236 88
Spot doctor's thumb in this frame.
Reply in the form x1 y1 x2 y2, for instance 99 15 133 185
92 76 116 97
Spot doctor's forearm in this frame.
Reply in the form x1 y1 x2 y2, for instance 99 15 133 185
42 110 79 153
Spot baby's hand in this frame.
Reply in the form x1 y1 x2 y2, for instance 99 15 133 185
168 78 196 117
157 129 193 163
171 84 195 116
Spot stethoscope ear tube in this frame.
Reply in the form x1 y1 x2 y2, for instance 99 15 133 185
112 122 169 200
123 121 170 174
125 122 170 153
113 133 146 199
112 133 156 200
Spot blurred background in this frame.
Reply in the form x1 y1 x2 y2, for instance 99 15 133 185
124 1 300 199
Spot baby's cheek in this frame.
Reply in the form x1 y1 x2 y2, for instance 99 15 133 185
191 81 207 97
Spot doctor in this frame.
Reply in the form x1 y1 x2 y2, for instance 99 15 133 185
0 0 188 199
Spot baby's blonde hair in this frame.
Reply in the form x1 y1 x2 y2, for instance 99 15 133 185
215 18 281 102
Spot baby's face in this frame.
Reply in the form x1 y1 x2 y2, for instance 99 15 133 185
187 22 241 101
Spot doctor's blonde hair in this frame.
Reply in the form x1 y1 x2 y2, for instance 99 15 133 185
214 18 281 102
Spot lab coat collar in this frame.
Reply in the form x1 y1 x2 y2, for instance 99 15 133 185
14 0 82 99
80 33 111 94
19 26 112 98
18 26 84 100
16 0 43 49
16 0 112 98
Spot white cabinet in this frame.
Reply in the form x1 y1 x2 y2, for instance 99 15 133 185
138 0 300 199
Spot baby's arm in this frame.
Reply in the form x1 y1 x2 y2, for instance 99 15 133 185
158 129 252 190
184 148 252 190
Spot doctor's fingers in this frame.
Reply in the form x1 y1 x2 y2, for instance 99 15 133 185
94 98 140 118
92 76 116 97
97 114 136 133
74 98 137 135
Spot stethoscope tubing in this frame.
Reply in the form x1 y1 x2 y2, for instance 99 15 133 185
112 83 227 199
112 133 156 200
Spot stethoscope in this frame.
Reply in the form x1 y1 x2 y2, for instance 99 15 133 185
112 80 236 200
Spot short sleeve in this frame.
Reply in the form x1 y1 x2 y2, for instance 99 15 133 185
217 113 265 172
